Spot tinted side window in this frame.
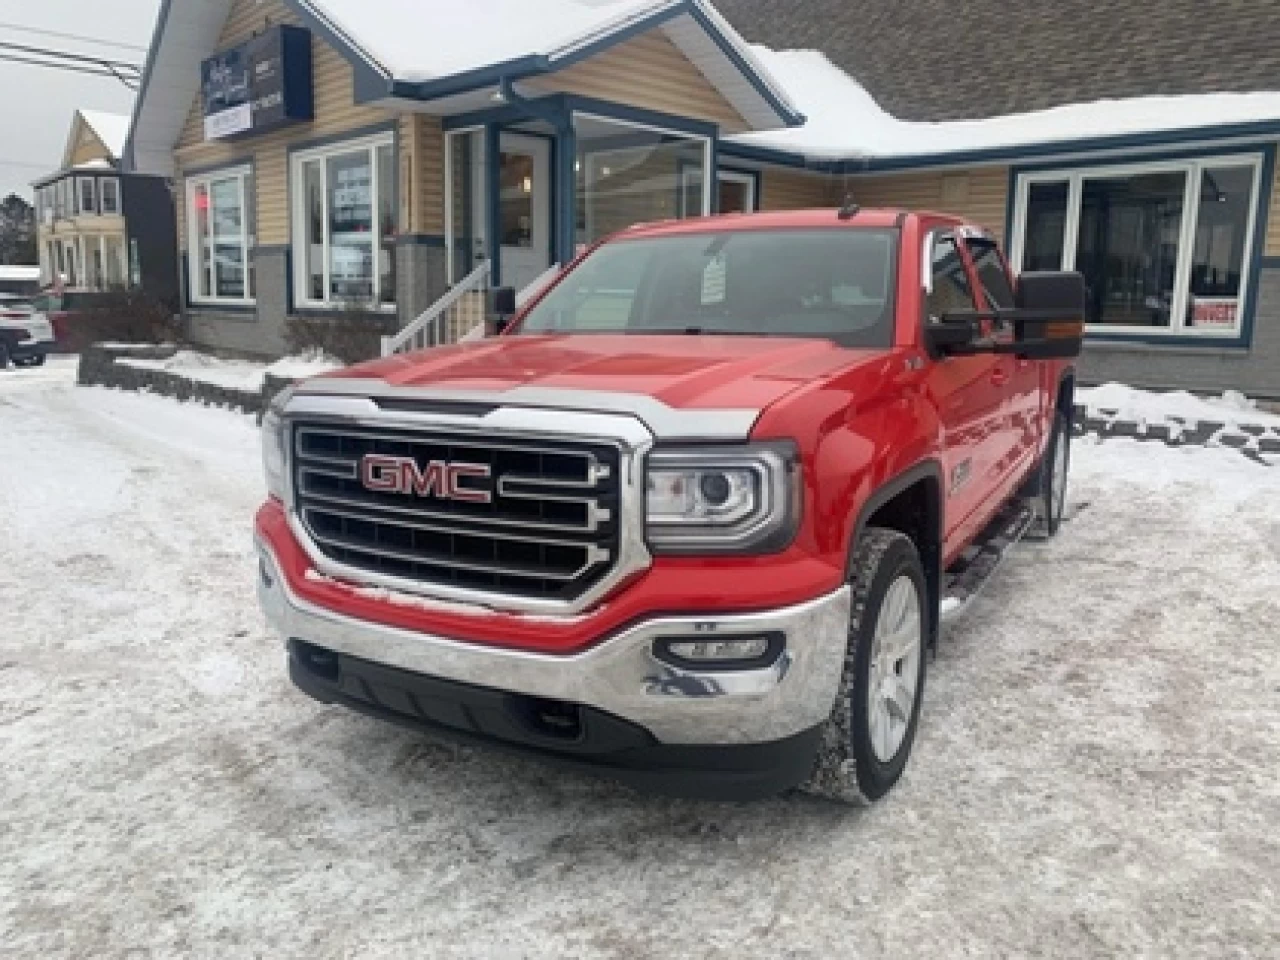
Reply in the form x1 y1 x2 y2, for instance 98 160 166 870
926 235 975 318
968 239 1016 309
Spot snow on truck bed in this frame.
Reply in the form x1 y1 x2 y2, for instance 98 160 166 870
2 362 1278 956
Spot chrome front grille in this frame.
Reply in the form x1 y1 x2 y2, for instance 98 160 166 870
291 423 622 601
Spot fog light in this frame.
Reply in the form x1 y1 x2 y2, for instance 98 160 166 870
654 632 783 671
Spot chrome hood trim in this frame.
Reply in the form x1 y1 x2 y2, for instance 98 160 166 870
292 377 761 442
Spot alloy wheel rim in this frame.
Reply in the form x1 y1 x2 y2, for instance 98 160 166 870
867 575 922 763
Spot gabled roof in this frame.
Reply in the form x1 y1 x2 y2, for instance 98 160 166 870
127 0 800 175
78 111 132 160
714 0 1280 122
59 109 131 171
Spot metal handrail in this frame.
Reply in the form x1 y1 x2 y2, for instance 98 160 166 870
381 260 490 356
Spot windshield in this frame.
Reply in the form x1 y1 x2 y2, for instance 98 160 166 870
518 228 898 347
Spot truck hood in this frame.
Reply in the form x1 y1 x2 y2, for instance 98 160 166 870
320 334 889 412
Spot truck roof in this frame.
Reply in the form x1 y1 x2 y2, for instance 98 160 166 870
616 207 971 241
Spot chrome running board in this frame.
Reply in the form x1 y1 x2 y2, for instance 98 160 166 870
940 501 1036 625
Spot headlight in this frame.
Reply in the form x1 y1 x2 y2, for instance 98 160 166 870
645 442 800 554
261 385 294 501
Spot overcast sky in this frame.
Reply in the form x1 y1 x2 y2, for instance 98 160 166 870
0 0 161 201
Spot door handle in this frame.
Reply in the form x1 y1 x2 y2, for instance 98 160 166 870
990 368 1009 386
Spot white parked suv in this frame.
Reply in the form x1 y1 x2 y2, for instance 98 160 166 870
0 294 56 368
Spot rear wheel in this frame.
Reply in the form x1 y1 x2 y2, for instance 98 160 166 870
1036 410 1072 536
0 341 9 369
801 528 928 804
14 355 46 368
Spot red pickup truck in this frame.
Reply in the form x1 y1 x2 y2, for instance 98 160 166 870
255 208 1083 803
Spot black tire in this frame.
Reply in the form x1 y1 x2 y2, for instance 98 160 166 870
14 355 46 368
801 528 929 804
1036 410 1072 537
0 341 9 369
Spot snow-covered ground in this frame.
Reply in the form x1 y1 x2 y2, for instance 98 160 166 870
118 348 343 393
2 359 1279 957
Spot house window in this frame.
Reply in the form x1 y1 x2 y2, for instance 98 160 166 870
717 170 758 214
186 165 255 304
1012 154 1263 338
291 133 397 308
78 177 97 215
100 178 120 215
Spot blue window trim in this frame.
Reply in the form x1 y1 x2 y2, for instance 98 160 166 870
1005 141 1277 350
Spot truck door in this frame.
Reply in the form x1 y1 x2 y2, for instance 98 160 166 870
922 232 1007 552
965 237 1042 491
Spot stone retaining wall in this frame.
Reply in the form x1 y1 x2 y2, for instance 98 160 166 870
77 343 280 416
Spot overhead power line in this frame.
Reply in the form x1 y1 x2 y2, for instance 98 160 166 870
0 21 148 53
0 40 140 73
0 40 140 90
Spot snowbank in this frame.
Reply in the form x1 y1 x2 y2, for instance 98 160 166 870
119 348 342 392
1079 382 1280 432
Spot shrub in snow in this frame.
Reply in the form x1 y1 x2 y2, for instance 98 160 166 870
284 303 395 365
64 290 181 353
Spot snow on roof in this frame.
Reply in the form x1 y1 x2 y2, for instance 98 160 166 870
79 110 132 159
728 46 1280 162
306 0 675 83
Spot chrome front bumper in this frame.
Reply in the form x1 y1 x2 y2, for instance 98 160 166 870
257 541 850 746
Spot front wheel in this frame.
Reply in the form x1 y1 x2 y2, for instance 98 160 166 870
801 528 928 804
13 355 46 368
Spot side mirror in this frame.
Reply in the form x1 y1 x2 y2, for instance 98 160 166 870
488 286 517 335
1011 271 1085 359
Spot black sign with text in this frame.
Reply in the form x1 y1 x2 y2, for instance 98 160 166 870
201 25 313 140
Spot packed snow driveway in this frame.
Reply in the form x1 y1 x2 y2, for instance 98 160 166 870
2 360 1278 958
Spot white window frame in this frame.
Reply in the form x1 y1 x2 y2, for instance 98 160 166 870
186 164 254 306
573 111 712 244
289 131 397 311
100 178 120 215
716 169 758 214
77 177 97 216
1010 152 1264 339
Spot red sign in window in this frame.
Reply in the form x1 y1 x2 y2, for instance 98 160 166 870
1192 299 1238 328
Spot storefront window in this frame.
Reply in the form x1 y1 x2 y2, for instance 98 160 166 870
1015 155 1261 337
680 168 757 216
1022 181 1068 271
290 133 396 309
186 166 254 304
1187 165 1254 331
574 114 709 247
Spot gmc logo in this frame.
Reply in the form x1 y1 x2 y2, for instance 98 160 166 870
360 454 492 504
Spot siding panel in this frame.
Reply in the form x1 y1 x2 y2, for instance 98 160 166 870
527 30 748 132
760 168 835 210
850 167 1011 242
